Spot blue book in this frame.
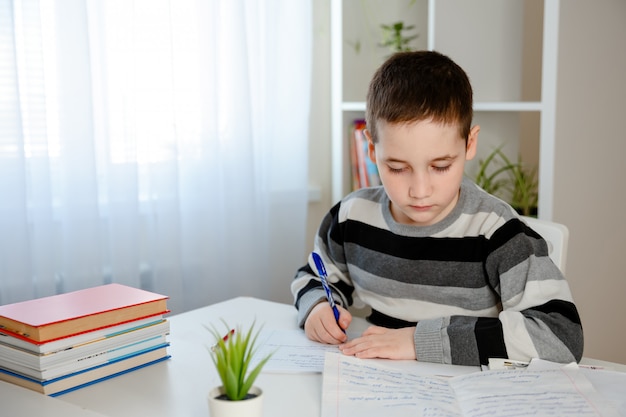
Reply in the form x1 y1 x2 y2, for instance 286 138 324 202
0 344 170 396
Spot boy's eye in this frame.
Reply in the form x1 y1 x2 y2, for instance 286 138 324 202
432 165 451 173
388 166 407 174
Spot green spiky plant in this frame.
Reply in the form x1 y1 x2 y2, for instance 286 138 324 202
474 146 539 217
474 146 513 198
207 321 273 401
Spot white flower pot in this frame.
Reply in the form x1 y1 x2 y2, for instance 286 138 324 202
207 386 263 417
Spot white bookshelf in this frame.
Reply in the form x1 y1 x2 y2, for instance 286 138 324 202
330 0 559 220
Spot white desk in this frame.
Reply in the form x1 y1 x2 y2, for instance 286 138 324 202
1 297 625 416
62 297 329 417
0 379 109 417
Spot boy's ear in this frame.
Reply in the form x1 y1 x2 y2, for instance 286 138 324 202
465 125 480 161
364 129 377 163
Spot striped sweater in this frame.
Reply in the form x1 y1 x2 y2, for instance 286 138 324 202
291 178 583 366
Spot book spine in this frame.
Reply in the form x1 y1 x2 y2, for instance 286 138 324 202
349 119 380 190
0 310 169 345
349 121 361 190
49 354 171 397
354 125 369 188
350 119 367 190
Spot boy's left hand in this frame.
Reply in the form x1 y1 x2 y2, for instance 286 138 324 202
338 325 417 360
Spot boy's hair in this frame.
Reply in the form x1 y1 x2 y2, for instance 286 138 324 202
365 50 473 144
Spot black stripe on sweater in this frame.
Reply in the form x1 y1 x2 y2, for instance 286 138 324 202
524 300 584 362
530 299 581 325
367 309 417 328
335 219 488 262
474 317 508 365
294 264 354 308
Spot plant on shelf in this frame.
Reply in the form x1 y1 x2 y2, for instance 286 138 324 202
474 146 539 217
206 320 273 417
379 21 419 54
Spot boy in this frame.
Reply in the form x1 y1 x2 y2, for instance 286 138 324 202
291 50 583 366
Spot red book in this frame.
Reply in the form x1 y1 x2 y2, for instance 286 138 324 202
352 119 369 189
0 284 169 344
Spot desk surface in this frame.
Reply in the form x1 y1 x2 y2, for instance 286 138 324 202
1 297 624 416
61 297 328 417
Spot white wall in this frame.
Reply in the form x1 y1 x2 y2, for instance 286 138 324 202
305 0 333 261
553 0 626 364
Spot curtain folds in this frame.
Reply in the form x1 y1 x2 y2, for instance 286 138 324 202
0 0 312 313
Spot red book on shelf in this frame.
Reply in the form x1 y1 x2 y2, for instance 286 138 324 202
349 119 381 190
352 119 369 189
349 119 366 190
0 284 169 344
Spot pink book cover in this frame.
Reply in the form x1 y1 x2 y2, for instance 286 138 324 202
0 284 169 343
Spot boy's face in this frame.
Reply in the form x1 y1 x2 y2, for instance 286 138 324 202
366 120 479 227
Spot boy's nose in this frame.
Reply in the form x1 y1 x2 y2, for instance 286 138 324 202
408 172 432 199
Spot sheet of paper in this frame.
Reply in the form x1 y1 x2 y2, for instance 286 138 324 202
321 352 620 417
581 368 626 416
528 357 626 415
322 352 462 417
450 368 618 417
253 329 478 376
253 329 341 373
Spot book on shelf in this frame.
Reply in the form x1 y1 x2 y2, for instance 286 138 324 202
0 320 170 379
349 119 365 190
0 345 170 397
349 119 380 190
0 283 169 344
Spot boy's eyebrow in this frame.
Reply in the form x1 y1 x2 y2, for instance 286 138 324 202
385 154 458 163
384 157 408 163
432 154 456 161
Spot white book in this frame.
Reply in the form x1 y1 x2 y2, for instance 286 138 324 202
0 345 170 396
0 327 169 380
0 316 166 354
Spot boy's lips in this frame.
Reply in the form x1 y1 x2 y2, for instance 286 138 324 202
409 204 433 211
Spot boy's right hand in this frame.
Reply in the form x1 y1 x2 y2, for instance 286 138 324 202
304 301 351 344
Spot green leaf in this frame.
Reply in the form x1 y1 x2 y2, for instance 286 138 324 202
471 144 538 213
206 320 274 401
240 353 273 397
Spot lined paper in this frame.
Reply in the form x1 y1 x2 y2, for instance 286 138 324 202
321 352 619 417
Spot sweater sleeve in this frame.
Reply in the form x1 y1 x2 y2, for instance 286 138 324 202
414 219 584 365
291 202 355 327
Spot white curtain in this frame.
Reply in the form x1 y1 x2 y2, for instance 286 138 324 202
0 0 312 314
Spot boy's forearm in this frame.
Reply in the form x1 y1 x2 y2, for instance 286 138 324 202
415 309 583 366
413 316 502 365
413 317 449 363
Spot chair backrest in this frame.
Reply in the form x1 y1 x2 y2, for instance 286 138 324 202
521 216 569 273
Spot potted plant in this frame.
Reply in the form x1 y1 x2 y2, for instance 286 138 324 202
206 321 273 417
379 21 419 54
473 146 539 216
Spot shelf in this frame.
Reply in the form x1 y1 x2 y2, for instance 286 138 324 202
341 102 366 112
473 102 543 112
331 0 560 219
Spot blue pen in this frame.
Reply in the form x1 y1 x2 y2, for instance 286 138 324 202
311 252 344 332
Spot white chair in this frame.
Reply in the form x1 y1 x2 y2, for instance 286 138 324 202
521 216 569 273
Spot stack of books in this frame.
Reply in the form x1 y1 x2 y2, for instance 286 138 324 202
0 283 171 396
349 119 381 190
